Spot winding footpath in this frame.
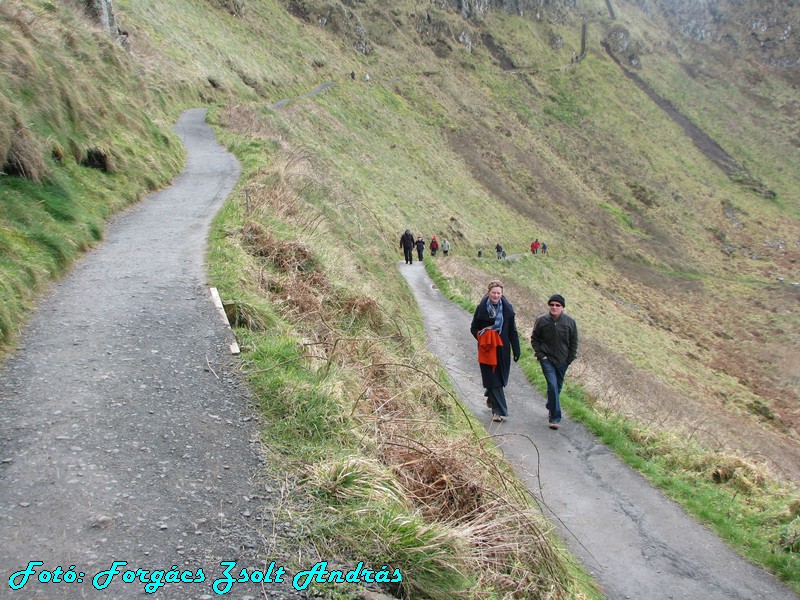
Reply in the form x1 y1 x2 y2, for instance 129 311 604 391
0 109 309 599
399 262 798 600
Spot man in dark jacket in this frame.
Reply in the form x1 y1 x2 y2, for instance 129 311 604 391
400 229 415 264
531 294 578 430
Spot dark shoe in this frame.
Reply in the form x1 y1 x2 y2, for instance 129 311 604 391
548 422 559 430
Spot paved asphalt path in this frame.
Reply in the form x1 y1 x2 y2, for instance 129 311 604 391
0 109 311 599
399 262 798 600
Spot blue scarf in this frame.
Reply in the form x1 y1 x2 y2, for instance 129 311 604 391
486 297 504 333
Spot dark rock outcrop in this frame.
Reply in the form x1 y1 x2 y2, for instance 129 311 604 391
84 0 117 34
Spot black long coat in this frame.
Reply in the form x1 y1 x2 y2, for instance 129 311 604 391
400 231 415 249
470 295 521 388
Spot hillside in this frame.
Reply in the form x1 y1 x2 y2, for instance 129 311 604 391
1 0 799 596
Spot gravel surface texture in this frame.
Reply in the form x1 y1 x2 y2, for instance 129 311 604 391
399 262 799 600
0 109 315 599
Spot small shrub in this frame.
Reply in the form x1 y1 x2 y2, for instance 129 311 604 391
777 517 800 553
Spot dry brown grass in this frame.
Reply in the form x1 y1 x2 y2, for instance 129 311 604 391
382 437 488 520
218 102 279 140
375 430 579 597
350 358 577 596
2 111 48 181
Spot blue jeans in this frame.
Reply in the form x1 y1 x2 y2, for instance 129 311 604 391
540 359 568 423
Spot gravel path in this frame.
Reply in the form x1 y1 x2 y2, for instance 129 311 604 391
399 262 799 600
0 109 312 599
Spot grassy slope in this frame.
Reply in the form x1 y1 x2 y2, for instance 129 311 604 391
2 0 799 594
0 1 186 344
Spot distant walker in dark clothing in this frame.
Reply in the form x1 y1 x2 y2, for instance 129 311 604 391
415 236 426 261
531 294 578 430
400 229 415 264
470 280 521 422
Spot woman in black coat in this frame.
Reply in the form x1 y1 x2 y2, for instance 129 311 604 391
470 280 521 422
415 236 426 261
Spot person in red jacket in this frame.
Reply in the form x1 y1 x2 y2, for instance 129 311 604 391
470 280 521 422
531 239 541 254
430 235 439 257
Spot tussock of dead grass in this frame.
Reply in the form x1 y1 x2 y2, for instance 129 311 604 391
227 300 269 331
3 112 48 182
365 411 575 597
307 457 408 505
451 503 586 600
242 222 312 268
240 221 331 317
305 440 576 599
701 453 769 491
382 437 487 520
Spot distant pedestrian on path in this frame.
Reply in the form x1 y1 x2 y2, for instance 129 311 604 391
531 239 540 254
430 235 439 257
415 236 426 261
471 280 521 423
442 238 450 256
400 229 415 264
531 294 578 430
478 247 483 258
541 242 547 255
495 243 503 259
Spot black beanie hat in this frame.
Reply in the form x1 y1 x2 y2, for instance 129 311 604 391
548 294 566 307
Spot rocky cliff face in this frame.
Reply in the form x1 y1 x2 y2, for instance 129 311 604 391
85 0 117 34
437 0 799 81
633 0 800 80
286 0 798 83
436 0 577 19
